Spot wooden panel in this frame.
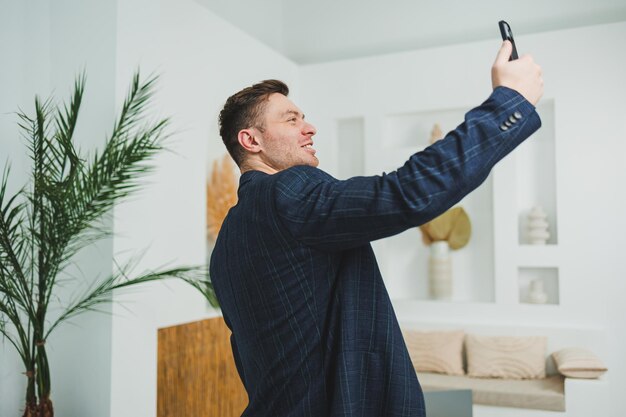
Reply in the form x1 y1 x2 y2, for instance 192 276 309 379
157 317 248 417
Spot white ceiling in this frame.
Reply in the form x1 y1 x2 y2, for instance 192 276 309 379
196 0 626 64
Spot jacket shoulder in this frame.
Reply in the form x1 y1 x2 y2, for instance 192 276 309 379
274 165 336 187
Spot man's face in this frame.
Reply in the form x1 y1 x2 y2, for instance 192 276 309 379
253 93 318 172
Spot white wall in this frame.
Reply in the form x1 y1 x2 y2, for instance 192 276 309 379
0 1 116 416
110 1 299 416
300 22 626 416
0 1 50 194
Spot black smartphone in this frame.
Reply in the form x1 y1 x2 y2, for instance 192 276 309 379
498 20 519 61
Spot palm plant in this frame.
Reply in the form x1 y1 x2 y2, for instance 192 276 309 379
0 72 218 417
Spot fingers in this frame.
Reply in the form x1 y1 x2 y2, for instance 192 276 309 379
491 45 544 105
494 41 513 65
521 54 543 83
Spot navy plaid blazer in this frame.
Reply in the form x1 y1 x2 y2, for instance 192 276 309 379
210 86 541 416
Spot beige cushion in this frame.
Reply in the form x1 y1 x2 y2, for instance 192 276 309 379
552 348 607 379
403 330 464 375
466 334 546 379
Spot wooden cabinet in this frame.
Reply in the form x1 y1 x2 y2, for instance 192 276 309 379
157 317 248 417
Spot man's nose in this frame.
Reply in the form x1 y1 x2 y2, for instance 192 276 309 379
303 121 317 136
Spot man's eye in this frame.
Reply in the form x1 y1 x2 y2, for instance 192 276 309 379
288 118 297 123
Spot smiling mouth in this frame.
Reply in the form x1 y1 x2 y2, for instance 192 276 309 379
301 144 316 154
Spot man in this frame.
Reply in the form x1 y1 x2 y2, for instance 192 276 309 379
210 41 543 416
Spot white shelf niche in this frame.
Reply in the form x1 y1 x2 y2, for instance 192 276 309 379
518 267 559 306
516 100 558 245
378 106 494 303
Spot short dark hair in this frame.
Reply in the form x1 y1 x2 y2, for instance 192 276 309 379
218 79 289 167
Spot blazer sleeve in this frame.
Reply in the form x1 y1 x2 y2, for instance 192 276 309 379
273 86 542 252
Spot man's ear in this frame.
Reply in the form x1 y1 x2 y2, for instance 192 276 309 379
238 129 261 153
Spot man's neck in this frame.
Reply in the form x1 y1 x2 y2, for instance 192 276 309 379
240 158 279 175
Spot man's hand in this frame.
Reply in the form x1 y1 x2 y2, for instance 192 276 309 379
491 41 544 106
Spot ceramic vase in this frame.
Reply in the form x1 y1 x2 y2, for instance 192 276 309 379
527 278 548 304
527 206 550 245
428 241 452 300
